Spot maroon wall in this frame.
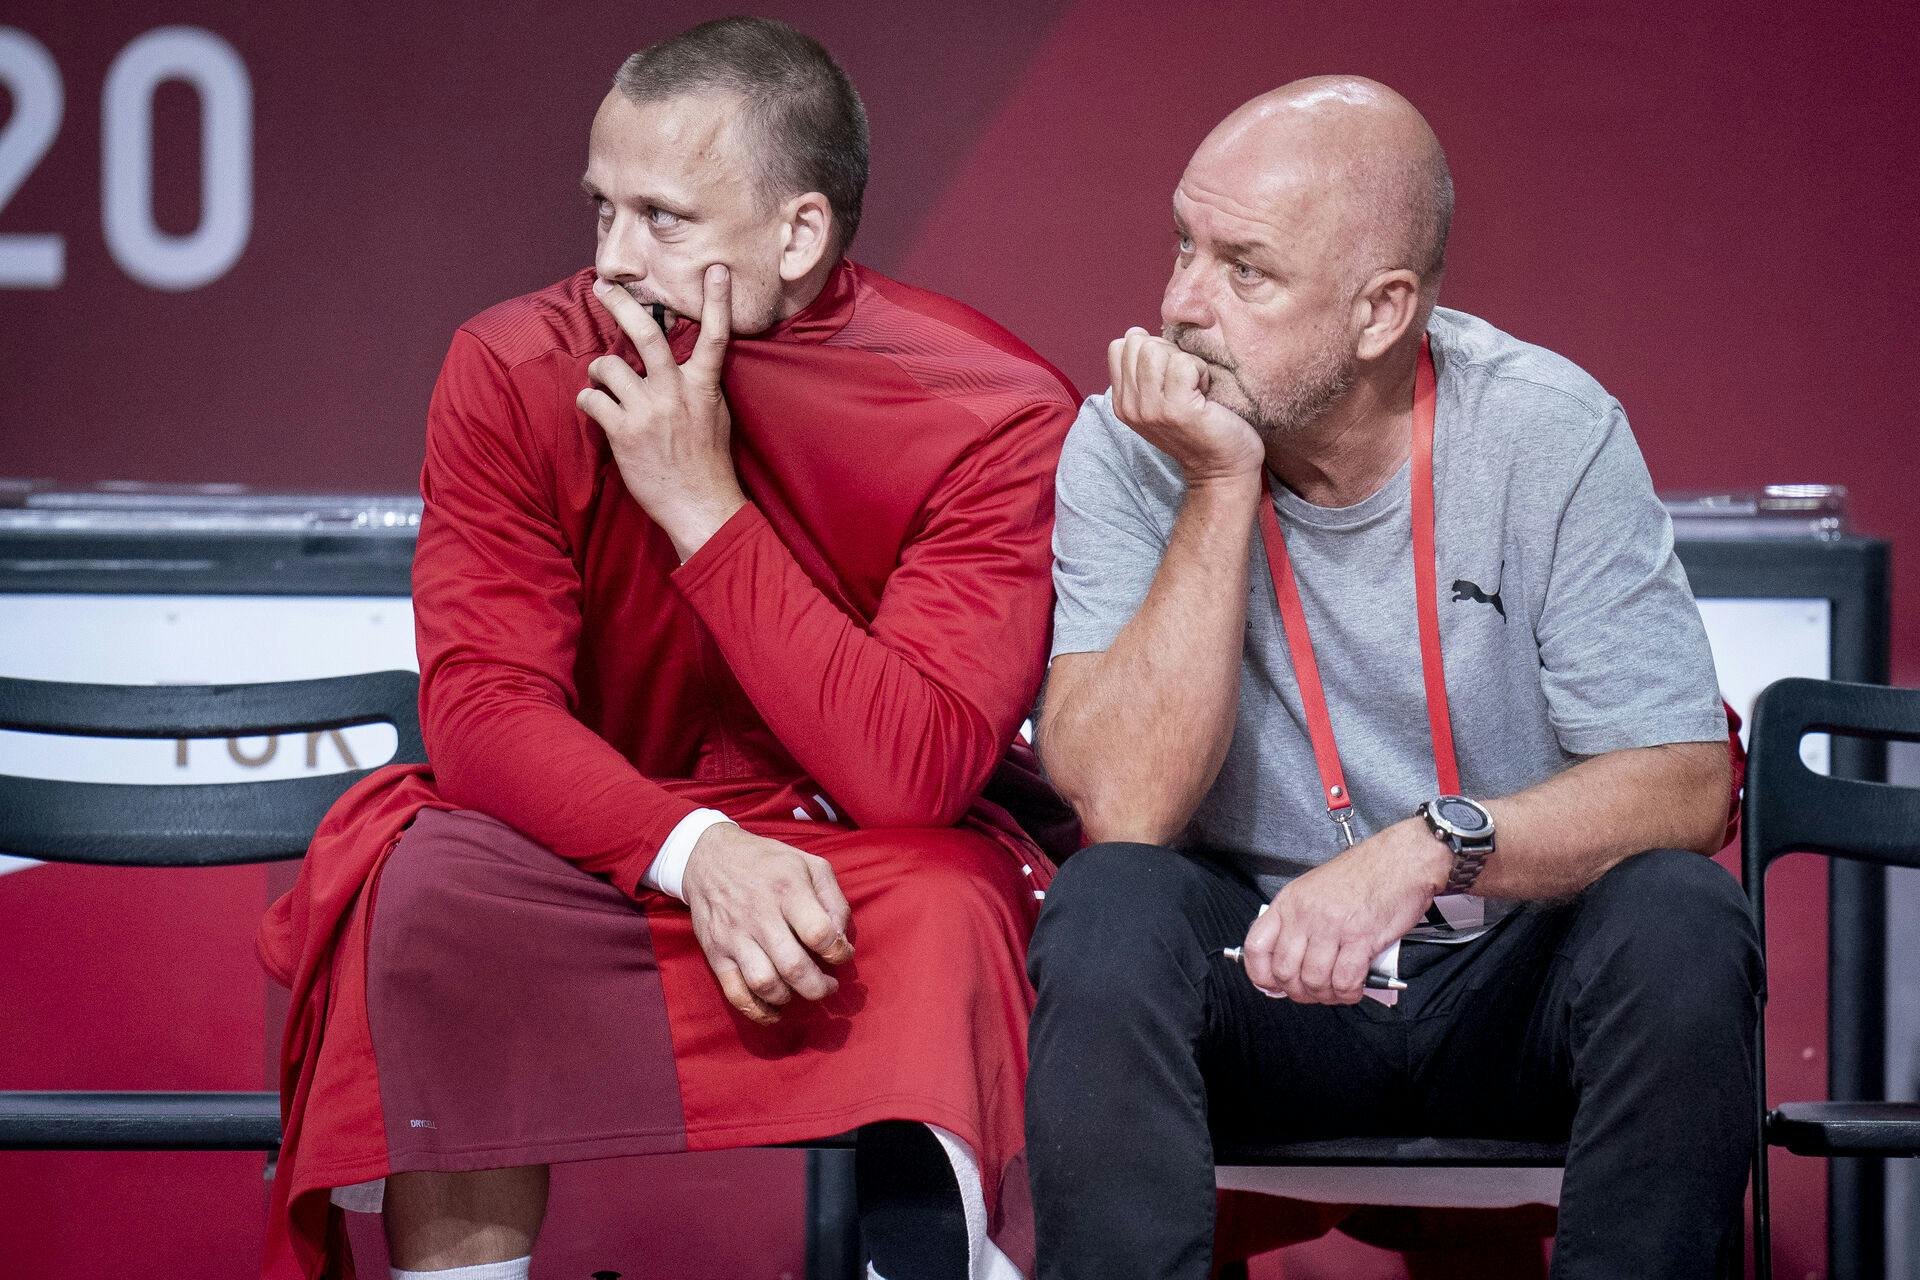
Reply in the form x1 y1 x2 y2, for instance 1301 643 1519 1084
2 2 1914 1277
3 1 1914 687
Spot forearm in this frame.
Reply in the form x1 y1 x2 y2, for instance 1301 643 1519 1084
1039 473 1261 844
673 503 1026 827
1472 739 1730 900
425 670 699 894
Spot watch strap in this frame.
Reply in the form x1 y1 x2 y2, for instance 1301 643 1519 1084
1419 798 1494 896
1441 842 1491 896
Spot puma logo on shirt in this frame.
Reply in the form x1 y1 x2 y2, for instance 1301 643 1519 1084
1451 577 1505 619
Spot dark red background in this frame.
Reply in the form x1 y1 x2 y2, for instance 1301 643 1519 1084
2 2 1913 1276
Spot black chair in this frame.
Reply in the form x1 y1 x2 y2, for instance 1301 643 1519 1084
0 672 862 1278
1743 677 1920 1279
0 671 425 1153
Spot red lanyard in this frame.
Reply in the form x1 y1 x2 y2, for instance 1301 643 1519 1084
1254 336 1460 848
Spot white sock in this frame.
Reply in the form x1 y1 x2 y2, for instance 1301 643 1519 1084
391 1257 530 1280
926 1124 1023 1280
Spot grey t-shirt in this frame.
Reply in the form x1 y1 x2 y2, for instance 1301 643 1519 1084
1047 306 1726 941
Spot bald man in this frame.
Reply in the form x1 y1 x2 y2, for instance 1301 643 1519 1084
1024 79 1756 1278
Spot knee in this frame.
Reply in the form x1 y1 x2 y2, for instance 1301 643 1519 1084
1041 841 1192 939
879 829 1029 927
371 818 533 982
1576 849 1760 1019
1588 849 1753 950
1029 842 1202 994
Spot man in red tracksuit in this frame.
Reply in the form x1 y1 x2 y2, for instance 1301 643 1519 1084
258 19 1074 1279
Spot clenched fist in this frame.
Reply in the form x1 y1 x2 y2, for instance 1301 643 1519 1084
1240 818 1451 1005
1108 327 1264 486
682 823 855 1026
579 263 746 561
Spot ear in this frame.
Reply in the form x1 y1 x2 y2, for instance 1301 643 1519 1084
778 192 834 283
1352 268 1422 361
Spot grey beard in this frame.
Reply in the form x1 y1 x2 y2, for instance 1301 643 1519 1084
1247 356 1356 439
1165 322 1357 439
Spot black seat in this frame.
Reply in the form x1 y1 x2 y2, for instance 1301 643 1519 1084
1742 677 1920 1277
1767 1102 1920 1157
0 1091 283 1150
1215 1136 1569 1167
1208 1056 1571 1280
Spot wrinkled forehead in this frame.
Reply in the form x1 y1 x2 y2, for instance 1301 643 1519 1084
586 89 753 203
1174 140 1338 251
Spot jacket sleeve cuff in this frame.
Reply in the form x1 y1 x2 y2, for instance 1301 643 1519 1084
640 808 735 901
672 501 768 592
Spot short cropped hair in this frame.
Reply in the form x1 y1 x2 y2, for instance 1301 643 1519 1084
1414 147 1454 280
614 17 870 256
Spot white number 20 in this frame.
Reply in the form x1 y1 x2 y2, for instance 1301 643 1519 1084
0 25 253 290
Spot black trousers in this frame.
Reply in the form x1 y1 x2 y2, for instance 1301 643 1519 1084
1025 844 1761 1280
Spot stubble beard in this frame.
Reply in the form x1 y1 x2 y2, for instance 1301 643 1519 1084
611 273 777 335
1166 322 1357 442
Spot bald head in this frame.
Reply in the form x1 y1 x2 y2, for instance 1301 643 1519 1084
1193 76 1453 284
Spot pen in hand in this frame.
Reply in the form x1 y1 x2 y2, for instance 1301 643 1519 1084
1218 945 1408 992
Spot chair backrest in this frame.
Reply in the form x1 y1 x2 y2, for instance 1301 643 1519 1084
1742 677 1920 885
0 672 424 867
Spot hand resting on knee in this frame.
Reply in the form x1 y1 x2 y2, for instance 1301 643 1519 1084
683 824 855 1024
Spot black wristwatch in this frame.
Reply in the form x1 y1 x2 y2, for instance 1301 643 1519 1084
1416 795 1496 896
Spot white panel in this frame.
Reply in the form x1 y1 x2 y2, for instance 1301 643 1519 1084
1696 597 1832 773
0 594 415 683
0 594 415 874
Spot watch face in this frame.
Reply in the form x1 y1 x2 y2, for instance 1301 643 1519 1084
1435 796 1492 835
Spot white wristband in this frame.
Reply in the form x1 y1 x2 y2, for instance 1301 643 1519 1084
643 809 734 901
